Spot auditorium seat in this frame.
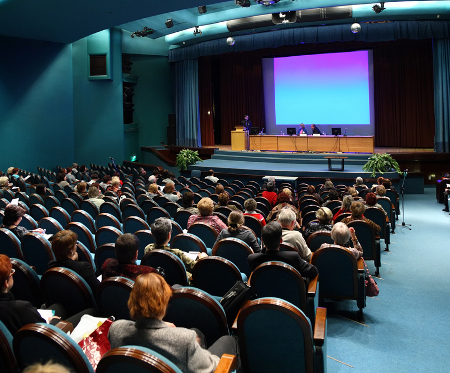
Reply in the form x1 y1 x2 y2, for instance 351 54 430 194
141 249 189 286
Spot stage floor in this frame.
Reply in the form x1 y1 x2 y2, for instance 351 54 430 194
203 145 435 153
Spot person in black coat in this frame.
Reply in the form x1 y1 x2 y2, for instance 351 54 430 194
247 221 318 278
311 123 322 134
241 115 252 131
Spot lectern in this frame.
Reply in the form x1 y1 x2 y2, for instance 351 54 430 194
231 126 249 151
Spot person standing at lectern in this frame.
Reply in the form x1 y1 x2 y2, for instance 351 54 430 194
241 115 252 131
311 123 321 134
298 123 308 135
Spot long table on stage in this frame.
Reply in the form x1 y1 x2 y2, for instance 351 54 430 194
249 135 374 153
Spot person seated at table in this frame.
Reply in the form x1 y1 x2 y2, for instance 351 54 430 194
163 182 181 203
0 254 61 334
214 192 238 211
144 218 207 280
365 192 387 217
214 211 261 253
298 123 307 135
341 201 381 234
108 272 240 373
188 198 227 234
304 207 334 240
332 195 353 222
1 203 44 241
177 192 199 215
76 182 88 200
248 222 317 277
266 192 300 222
87 183 104 209
278 208 311 261
102 233 157 281
262 182 277 207
243 198 266 226
311 123 321 134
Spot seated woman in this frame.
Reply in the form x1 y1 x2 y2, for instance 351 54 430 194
76 181 88 199
187 197 227 235
304 206 333 240
322 188 340 207
0 176 12 191
163 182 181 203
214 192 238 211
214 210 261 253
177 192 199 215
266 192 300 222
262 182 277 207
108 176 122 198
99 175 111 191
35 183 47 199
341 201 381 233
147 183 163 199
332 195 353 222
304 185 323 205
365 192 387 216
56 172 69 188
215 184 224 195
347 187 363 201
1 203 44 241
243 198 266 226
47 230 100 292
353 176 368 189
88 183 104 209
375 185 386 198
108 273 239 373
281 188 297 206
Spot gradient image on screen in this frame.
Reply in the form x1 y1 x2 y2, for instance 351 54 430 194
274 51 370 125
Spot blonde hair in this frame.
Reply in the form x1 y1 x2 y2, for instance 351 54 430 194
148 183 159 193
23 361 72 373
197 197 214 216
282 188 292 197
111 176 121 187
315 207 333 223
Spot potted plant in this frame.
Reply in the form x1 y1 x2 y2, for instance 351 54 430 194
175 149 203 171
362 153 401 177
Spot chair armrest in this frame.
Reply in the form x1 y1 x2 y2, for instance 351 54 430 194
307 275 318 297
214 354 237 373
231 300 251 332
313 307 327 346
357 258 364 272
55 321 73 333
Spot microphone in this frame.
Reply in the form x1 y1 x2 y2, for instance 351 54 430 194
344 128 347 136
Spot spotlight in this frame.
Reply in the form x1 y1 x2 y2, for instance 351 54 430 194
165 19 174 28
235 0 251 7
351 23 361 33
193 26 202 36
130 27 154 38
198 5 207 14
372 2 385 13
255 0 280 6
227 37 235 46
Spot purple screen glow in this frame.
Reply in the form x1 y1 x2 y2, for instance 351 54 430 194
273 51 371 125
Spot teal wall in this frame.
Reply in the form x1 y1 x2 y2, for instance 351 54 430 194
72 28 125 167
0 35 74 172
131 55 173 159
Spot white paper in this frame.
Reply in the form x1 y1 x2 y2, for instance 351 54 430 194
38 309 55 322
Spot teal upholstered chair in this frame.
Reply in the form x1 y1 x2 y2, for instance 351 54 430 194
10 258 43 308
237 298 327 373
123 216 150 234
13 323 94 373
0 228 24 260
248 261 319 326
134 230 155 259
312 245 366 319
364 207 390 251
174 209 193 229
0 320 17 373
96 212 123 232
213 238 253 278
66 221 96 253
164 287 229 348
94 243 116 275
96 276 134 320
306 231 334 252
141 249 189 286
170 232 208 254
21 232 54 275
187 222 218 251
71 209 97 234
95 226 122 248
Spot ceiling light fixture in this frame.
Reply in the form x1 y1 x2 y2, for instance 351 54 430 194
372 2 385 13
193 26 202 36
130 27 154 38
165 19 174 28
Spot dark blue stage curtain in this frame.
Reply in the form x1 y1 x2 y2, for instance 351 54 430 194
433 38 450 153
174 59 200 147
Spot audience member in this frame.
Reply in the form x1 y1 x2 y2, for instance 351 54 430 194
47 230 100 292
304 185 323 205
214 192 238 211
278 208 311 261
266 192 300 222
87 183 104 208
0 176 12 191
248 222 318 277
144 218 207 279
56 173 69 188
341 201 381 233
243 198 266 226
163 182 181 203
347 187 362 201
147 183 163 198
215 184 225 195
36 183 47 199
187 198 227 234
99 175 111 191
375 185 386 198
177 192 199 215
214 211 261 253
1 203 44 241
332 195 353 222
365 192 387 216
354 176 367 189
65 167 76 184
304 206 333 240
318 222 363 259
322 188 340 207
88 173 99 185
22 361 72 373
108 273 240 373
205 169 219 184
319 179 334 194
102 233 157 281
76 182 88 199
262 182 277 207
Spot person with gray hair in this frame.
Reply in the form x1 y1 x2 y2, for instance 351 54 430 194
144 218 207 279
332 194 353 222
304 206 333 240
278 208 311 261
247 222 318 278
318 222 363 259
354 176 367 189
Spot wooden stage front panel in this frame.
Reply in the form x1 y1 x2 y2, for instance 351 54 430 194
249 135 374 153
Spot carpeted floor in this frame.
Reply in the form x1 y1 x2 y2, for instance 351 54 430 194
325 187 450 372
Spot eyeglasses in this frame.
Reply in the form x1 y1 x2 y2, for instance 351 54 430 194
9 268 15 277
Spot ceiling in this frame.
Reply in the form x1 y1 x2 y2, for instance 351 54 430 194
0 0 448 46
